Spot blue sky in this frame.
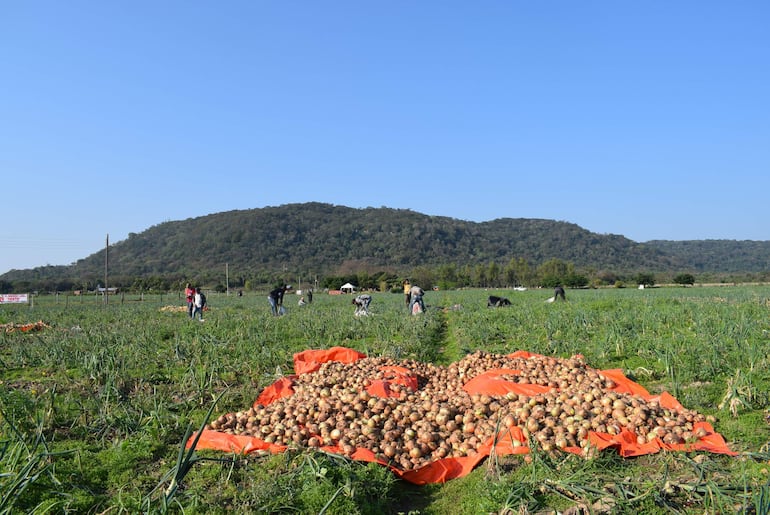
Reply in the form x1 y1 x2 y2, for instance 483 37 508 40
2 2 769 274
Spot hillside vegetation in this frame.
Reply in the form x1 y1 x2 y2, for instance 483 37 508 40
1 203 768 292
648 239 770 273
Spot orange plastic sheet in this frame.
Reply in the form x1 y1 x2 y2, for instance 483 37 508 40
189 347 737 485
0 321 50 333
254 376 296 407
587 421 731 457
366 365 419 398
292 346 366 375
462 369 551 397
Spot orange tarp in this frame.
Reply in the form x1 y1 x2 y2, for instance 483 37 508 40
0 321 50 333
254 376 296 406
189 347 736 485
292 346 366 375
588 421 728 457
366 365 419 398
462 369 551 397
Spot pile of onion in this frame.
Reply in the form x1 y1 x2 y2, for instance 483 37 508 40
207 351 708 471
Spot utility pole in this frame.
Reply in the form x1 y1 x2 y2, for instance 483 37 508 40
104 234 109 306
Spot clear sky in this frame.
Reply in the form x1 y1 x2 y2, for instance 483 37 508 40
2 2 769 275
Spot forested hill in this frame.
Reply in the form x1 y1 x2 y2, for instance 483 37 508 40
1 203 767 287
646 240 770 273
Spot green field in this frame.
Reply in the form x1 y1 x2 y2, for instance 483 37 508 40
2 286 769 514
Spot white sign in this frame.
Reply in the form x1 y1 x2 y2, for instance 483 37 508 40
0 293 29 304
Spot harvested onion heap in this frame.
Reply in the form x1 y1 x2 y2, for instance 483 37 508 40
207 351 708 471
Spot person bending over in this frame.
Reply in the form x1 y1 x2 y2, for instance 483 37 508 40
352 294 372 316
408 285 426 314
268 285 289 315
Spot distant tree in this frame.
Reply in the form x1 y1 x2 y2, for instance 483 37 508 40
504 257 532 287
435 264 458 290
537 258 571 279
13 280 34 293
473 264 488 288
565 274 589 288
487 262 501 287
537 258 575 288
634 273 656 287
321 276 345 289
356 271 374 290
374 271 398 292
131 275 171 292
673 273 695 286
540 275 563 288
596 270 619 286
457 265 473 288
410 266 436 291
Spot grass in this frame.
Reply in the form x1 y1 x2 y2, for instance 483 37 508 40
1 285 769 513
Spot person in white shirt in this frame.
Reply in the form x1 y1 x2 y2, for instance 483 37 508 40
192 288 206 321
352 294 372 316
408 285 425 314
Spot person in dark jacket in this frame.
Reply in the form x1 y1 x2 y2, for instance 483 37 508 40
554 285 566 301
487 295 511 307
268 285 289 316
192 287 206 321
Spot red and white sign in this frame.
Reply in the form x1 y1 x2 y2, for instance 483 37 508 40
0 293 29 304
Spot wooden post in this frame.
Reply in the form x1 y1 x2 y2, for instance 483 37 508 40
104 234 109 306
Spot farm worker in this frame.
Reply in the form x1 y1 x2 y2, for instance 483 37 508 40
408 285 425 314
298 296 306 306
352 294 372 316
554 285 566 301
185 283 195 318
403 279 411 309
192 288 206 322
268 285 289 316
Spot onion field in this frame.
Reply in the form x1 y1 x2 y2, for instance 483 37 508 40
1 286 769 514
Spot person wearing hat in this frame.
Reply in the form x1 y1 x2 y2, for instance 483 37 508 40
268 284 289 316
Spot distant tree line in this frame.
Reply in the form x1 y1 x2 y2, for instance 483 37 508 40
3 258 767 296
